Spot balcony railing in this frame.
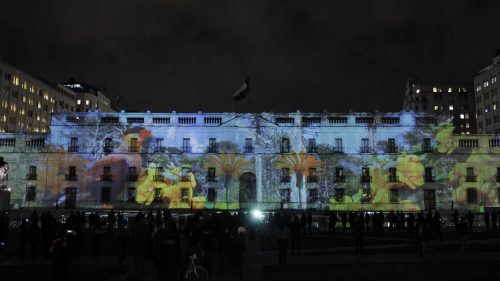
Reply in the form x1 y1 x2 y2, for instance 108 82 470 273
152 146 166 153
180 175 190 182
244 146 254 153
387 175 399 182
206 176 216 182
280 146 291 153
359 147 371 153
129 146 139 153
127 174 138 181
181 146 192 153
387 146 398 153
307 146 318 153
281 175 291 183
422 145 434 153
465 175 477 182
65 174 77 181
101 174 113 181
207 146 219 153
68 145 79 152
334 147 344 153
26 174 37 180
307 175 318 182
424 175 435 182
153 175 164 182
334 175 345 182
361 175 372 183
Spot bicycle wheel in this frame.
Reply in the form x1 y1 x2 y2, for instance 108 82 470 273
186 266 209 281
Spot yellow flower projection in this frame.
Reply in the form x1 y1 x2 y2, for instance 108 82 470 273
135 163 199 207
436 122 455 154
395 155 425 189
204 152 254 178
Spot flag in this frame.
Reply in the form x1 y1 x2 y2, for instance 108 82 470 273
232 77 250 102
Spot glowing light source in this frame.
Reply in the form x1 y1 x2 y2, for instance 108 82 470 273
252 209 264 220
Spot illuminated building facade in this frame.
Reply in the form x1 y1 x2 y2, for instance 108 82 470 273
475 52 500 134
0 59 76 133
404 78 477 134
0 111 500 211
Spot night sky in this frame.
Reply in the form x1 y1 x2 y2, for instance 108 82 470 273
1 0 500 113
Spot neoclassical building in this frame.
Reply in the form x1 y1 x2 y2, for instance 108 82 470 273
0 110 499 211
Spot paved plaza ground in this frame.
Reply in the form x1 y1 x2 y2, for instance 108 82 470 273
1 226 500 281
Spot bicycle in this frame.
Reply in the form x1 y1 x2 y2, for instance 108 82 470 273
184 253 209 281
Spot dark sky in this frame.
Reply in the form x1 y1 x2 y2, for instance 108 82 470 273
1 0 500 113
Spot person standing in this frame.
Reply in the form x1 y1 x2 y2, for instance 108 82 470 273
276 220 290 264
484 211 490 232
457 217 469 254
354 215 365 254
466 211 474 233
492 210 498 232
290 215 301 255
307 212 313 234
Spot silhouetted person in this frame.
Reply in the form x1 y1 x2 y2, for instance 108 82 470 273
116 224 129 273
276 220 290 264
484 211 490 232
307 212 313 234
341 212 347 232
154 223 180 281
354 215 365 254
492 211 498 232
228 229 246 281
407 213 415 239
466 211 474 233
51 236 72 281
329 211 337 237
453 210 459 229
290 215 301 255
300 213 307 236
18 219 29 258
457 217 469 254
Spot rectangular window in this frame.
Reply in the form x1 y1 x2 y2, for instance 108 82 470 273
307 168 318 182
361 167 371 182
360 138 370 153
307 189 318 203
26 186 36 201
128 167 138 181
182 138 191 153
101 187 111 203
389 187 399 203
102 166 112 181
425 167 434 182
280 138 290 153
335 188 345 202
466 188 477 204
208 138 217 153
129 138 138 153
279 189 291 202
388 168 398 182
244 138 253 153
104 138 113 153
335 167 345 182
207 167 216 182
207 188 216 202
27 166 37 180
66 166 77 181
307 138 317 153
335 138 343 153
155 138 164 152
281 168 290 182
69 137 79 152
422 138 431 152
387 138 396 153
466 167 476 182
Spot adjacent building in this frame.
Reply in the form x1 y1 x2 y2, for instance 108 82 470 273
0 111 499 212
474 51 500 134
0 59 77 133
403 78 477 134
63 79 114 113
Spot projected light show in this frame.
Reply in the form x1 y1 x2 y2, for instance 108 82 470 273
0 111 499 211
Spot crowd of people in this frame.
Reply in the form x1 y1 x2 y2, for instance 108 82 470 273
0 208 499 280
0 209 250 281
